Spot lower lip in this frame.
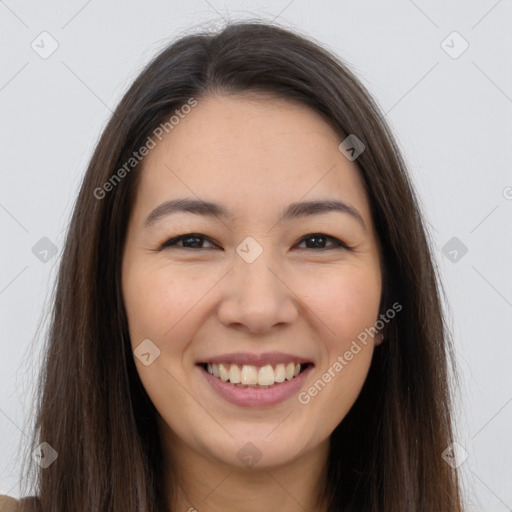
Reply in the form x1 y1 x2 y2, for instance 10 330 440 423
197 364 314 407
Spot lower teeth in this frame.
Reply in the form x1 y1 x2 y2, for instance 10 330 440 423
232 382 282 389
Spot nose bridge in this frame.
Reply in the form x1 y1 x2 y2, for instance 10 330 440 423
216 239 297 331
235 237 283 300
237 251 278 295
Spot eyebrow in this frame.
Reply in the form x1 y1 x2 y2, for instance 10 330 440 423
144 197 367 231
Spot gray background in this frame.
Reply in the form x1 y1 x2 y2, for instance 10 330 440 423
1 0 511 509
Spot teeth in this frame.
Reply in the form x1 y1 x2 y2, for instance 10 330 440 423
229 364 241 383
241 365 258 385
219 363 229 382
258 365 274 386
274 364 286 382
205 362 306 386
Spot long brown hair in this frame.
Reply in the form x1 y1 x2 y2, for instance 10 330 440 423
17 21 465 511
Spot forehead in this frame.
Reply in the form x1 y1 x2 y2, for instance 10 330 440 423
135 93 372 225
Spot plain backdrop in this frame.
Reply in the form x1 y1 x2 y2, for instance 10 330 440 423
1 1 511 510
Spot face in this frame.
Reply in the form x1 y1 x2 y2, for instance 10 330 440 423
122 93 382 471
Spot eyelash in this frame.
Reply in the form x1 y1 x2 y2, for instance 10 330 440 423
157 233 353 252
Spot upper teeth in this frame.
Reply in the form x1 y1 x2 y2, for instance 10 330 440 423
206 362 302 386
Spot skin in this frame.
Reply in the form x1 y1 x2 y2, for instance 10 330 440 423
122 93 383 512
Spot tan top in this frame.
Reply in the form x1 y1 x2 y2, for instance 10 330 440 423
0 495 19 512
0 495 39 512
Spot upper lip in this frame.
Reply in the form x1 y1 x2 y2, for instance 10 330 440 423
197 352 313 367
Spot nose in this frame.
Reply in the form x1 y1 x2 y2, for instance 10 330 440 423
216 251 298 334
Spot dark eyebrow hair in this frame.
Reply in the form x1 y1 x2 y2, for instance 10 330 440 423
144 197 367 231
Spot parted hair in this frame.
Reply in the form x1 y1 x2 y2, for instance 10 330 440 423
16 21 464 511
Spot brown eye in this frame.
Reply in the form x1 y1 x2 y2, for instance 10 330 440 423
160 233 218 250
296 233 350 250
158 232 351 252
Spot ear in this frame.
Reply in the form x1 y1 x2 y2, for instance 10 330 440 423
376 276 392 346
374 306 389 346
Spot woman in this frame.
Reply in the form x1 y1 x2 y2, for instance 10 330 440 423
2 21 465 511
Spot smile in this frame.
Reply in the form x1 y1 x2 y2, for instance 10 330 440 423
200 362 311 388
196 361 315 407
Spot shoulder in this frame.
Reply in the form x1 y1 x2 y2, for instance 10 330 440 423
0 495 39 512
0 495 19 512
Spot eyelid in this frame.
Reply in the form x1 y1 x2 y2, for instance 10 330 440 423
295 233 352 251
157 232 353 252
158 233 219 251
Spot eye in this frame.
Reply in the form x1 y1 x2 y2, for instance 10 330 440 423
295 233 351 251
157 232 352 251
159 233 218 250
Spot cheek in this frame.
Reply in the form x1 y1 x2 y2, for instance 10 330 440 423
122 263 199 407
123 262 204 346
302 263 381 343
297 264 380 408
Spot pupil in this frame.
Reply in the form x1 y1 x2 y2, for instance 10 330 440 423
307 235 325 249
184 236 201 248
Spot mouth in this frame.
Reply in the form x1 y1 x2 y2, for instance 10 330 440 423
196 361 314 389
